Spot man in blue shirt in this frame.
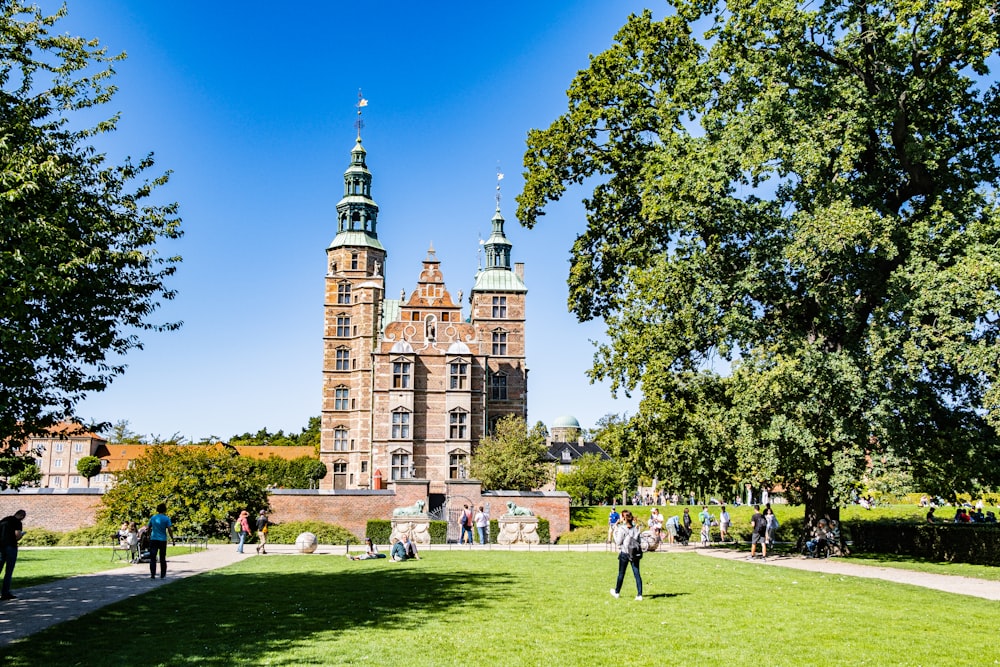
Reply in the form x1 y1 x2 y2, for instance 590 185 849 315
148 503 174 579
607 507 620 543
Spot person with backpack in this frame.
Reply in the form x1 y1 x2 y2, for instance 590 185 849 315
764 506 780 549
0 509 26 600
610 510 643 601
459 504 473 544
748 504 767 560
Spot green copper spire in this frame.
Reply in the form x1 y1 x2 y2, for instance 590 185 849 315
473 169 526 293
329 93 384 251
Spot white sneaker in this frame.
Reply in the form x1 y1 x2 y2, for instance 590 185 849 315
635 595 643 601
609 589 619 598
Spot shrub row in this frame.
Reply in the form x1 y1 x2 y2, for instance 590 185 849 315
851 522 1000 566
365 518 551 544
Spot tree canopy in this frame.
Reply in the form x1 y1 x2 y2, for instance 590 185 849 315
0 3 182 451
471 415 550 491
518 0 1000 519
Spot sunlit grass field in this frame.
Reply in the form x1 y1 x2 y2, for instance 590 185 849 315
13 546 198 588
2 551 996 666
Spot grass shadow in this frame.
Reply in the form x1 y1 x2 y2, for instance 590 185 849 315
3 559 518 665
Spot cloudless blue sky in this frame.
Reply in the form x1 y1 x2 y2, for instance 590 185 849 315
52 1 660 441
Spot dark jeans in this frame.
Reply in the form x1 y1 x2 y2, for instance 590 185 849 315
0 545 18 595
149 539 168 578
615 552 642 596
460 525 473 543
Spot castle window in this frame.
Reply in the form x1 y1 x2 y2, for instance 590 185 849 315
449 410 468 439
333 461 348 474
492 296 507 318
336 316 351 337
490 372 508 400
391 410 410 439
55 443 64 453
449 361 468 390
334 428 348 451
492 330 507 356
392 361 411 389
335 387 349 410
351 253 359 270
337 283 351 305
74 442 84 453
336 348 350 371
391 451 411 480
449 451 469 479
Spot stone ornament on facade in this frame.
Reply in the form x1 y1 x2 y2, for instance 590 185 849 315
496 515 540 545
390 519 431 545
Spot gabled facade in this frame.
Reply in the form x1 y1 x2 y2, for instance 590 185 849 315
320 136 528 494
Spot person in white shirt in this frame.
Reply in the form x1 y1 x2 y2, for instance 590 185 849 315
474 506 488 544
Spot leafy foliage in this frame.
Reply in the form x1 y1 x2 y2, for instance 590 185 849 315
229 416 322 452
471 415 550 491
518 0 1000 522
98 446 267 537
255 455 327 488
0 3 182 456
266 520 357 546
76 455 102 485
556 453 622 505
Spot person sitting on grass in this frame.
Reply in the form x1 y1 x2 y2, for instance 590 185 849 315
402 534 420 560
390 537 408 562
348 537 385 560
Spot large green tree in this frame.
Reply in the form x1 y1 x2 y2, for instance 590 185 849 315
518 1 1000 524
0 4 182 453
471 415 550 491
99 446 267 537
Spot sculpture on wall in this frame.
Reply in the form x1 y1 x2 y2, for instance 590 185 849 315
392 499 427 517
504 501 534 517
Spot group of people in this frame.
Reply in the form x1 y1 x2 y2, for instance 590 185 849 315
234 509 270 554
748 504 781 559
348 535 421 562
614 504 735 548
927 506 998 524
458 504 489 544
804 516 841 558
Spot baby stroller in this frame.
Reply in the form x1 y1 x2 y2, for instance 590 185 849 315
675 523 691 545
134 526 152 564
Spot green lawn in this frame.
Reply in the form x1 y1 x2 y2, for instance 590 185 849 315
2 552 996 666
13 546 196 588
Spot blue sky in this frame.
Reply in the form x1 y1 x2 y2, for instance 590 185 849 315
51 1 658 441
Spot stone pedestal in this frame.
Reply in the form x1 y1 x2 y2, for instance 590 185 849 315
391 517 431 545
497 516 540 545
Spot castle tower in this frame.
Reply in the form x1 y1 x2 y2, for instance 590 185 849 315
470 203 528 433
320 135 385 489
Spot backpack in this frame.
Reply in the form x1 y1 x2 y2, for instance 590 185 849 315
624 528 642 561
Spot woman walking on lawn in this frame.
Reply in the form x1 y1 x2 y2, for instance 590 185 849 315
610 510 643 601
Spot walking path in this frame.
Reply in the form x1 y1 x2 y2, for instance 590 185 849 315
692 546 1000 600
2 542 997 646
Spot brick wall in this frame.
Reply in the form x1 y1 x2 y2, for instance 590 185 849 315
0 481 571 541
0 490 104 532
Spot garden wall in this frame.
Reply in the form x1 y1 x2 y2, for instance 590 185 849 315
0 481 571 541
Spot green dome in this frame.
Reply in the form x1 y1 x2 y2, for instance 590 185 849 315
552 415 580 429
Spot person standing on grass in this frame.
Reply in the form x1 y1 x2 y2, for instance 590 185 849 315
698 506 713 546
610 510 643 601
147 503 174 579
255 509 269 555
0 509 26 600
607 506 620 543
719 505 731 542
236 510 251 553
748 505 767 560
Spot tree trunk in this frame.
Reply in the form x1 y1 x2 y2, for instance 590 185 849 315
800 464 844 553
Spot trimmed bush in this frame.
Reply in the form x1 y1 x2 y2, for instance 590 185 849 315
556 525 607 544
851 522 1000 566
59 524 118 546
20 528 61 547
266 521 357 546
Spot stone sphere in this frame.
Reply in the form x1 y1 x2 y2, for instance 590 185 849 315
295 532 318 553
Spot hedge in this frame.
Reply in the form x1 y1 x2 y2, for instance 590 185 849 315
366 517 551 544
851 522 1000 566
265 521 358 546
